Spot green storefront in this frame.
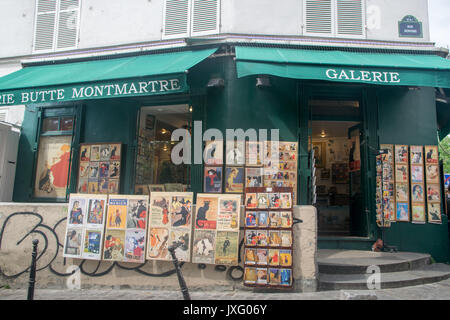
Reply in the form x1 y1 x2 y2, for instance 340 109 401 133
1 44 450 262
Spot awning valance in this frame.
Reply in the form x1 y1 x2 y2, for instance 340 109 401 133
235 46 450 88
0 47 217 106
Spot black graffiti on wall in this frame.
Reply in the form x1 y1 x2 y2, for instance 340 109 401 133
0 212 244 281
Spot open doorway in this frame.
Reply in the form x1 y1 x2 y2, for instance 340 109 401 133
309 99 364 237
135 104 192 194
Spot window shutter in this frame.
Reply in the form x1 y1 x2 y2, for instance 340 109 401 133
336 0 364 37
191 0 220 36
33 0 57 52
304 0 333 35
56 0 80 50
163 0 190 39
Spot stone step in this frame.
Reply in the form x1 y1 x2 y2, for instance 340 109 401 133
319 263 450 291
318 250 431 274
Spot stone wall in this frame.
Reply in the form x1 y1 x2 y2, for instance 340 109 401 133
0 203 317 292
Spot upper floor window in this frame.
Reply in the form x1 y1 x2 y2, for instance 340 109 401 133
163 0 220 39
304 0 365 39
33 0 81 53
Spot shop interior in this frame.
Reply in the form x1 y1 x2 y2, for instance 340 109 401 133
309 99 363 237
135 104 192 192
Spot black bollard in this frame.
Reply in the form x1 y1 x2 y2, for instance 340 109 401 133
27 239 39 300
168 243 191 300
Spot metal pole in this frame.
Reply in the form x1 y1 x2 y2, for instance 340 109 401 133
27 239 39 300
168 243 191 300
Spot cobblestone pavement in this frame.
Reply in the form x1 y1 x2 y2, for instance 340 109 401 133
1 278 450 300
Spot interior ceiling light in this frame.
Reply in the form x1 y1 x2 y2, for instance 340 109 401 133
320 130 326 138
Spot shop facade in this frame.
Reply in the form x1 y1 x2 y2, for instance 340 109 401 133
0 43 447 264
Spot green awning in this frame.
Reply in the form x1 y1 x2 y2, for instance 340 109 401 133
236 46 450 88
0 47 217 106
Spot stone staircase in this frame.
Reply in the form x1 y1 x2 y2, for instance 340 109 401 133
318 249 450 291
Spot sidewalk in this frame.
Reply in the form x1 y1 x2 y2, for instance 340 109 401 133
1 278 450 300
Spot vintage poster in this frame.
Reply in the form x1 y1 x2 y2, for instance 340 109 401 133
77 179 88 194
268 230 282 246
79 162 90 179
256 249 268 265
217 195 241 231
428 203 442 224
147 227 170 260
269 248 280 266
80 145 91 162
427 184 441 203
280 212 292 228
269 268 281 285
412 205 426 224
214 231 239 265
83 229 103 259
100 145 111 161
110 144 121 161
103 229 125 261
204 140 223 165
226 140 245 166
411 184 425 202
395 145 409 164
108 179 119 194
64 227 83 258
224 167 244 193
258 211 269 227
34 136 72 199
396 202 410 222
268 211 281 228
280 230 292 247
425 165 439 183
192 230 216 264
126 198 148 229
245 212 258 228
425 146 439 164
410 146 423 164
411 165 424 183
204 167 223 193
395 183 409 202
86 196 107 227
245 167 263 188
244 267 257 284
110 161 121 179
89 162 99 179
90 145 101 161
280 269 292 286
169 229 190 262
245 193 257 208
125 229 145 263
148 192 194 261
245 248 257 265
106 198 128 229
195 195 219 230
246 141 263 166
279 250 292 267
395 164 409 183
256 268 268 284
257 193 269 208
67 196 87 226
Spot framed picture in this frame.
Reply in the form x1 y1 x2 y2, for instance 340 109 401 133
204 167 223 193
226 140 245 166
395 145 409 164
245 167 263 188
204 140 223 166
425 146 439 164
224 167 244 193
395 164 409 183
411 204 426 224
145 115 155 130
396 202 410 222
425 165 439 184
427 203 442 224
312 142 326 168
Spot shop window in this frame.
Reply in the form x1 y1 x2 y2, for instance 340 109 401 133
135 105 192 194
162 0 220 39
34 114 75 200
33 0 81 53
304 0 365 39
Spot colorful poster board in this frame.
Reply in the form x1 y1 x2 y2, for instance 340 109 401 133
63 194 108 260
77 143 122 195
410 146 426 223
192 193 242 265
425 146 442 224
395 145 410 222
380 144 395 223
147 192 194 262
103 195 149 262
243 187 294 288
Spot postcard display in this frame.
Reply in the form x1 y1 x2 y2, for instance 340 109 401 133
394 145 411 222
192 193 242 265
243 187 294 288
147 192 194 262
63 194 108 260
425 146 442 224
103 194 149 262
77 143 122 195
410 146 426 223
